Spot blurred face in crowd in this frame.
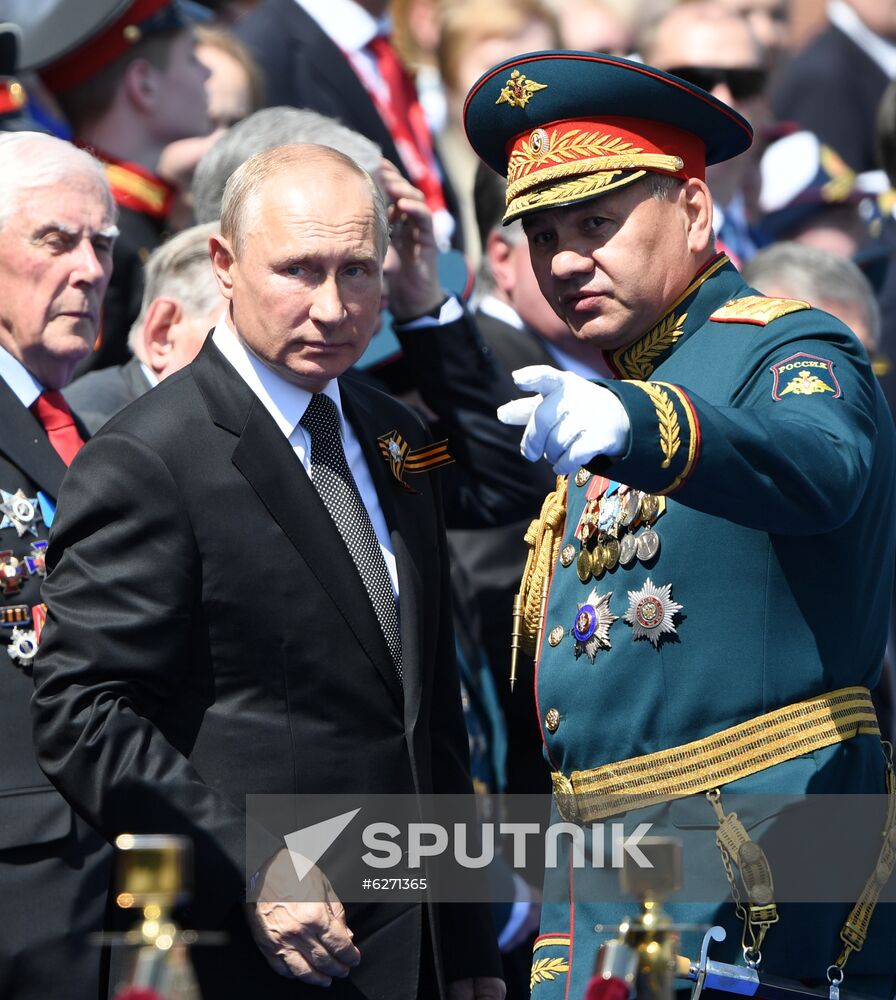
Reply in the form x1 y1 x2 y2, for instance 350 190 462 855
522 178 713 350
153 29 211 143
141 297 225 381
197 42 254 131
555 0 633 55
0 173 116 390
211 159 385 391
447 20 556 129
646 6 767 207
647 7 766 122
488 226 570 340
157 38 252 209
716 0 790 62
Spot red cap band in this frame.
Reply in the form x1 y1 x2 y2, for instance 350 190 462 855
40 0 173 94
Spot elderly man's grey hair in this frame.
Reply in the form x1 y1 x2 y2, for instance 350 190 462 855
192 107 383 224
127 222 222 354
0 131 115 228
742 242 881 352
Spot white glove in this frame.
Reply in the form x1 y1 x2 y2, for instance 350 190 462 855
496 365 631 474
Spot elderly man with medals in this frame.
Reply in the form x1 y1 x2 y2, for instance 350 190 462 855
463 51 896 998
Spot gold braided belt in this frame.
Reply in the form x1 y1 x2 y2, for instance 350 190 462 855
551 686 880 824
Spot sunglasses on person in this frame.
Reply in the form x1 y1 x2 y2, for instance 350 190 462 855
666 66 768 100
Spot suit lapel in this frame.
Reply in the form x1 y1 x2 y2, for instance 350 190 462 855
341 385 427 729
0 378 67 498
191 342 403 706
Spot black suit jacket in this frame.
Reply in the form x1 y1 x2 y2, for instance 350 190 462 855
472 309 557 377
771 23 888 174
0 378 107 1000
63 355 154 435
396 308 556 798
235 0 462 241
237 0 402 165
32 338 499 998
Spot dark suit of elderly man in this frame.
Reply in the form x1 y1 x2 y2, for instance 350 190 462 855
0 130 117 1000
32 142 504 1000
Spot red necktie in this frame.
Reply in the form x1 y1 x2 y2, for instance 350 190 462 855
31 391 85 467
366 35 447 217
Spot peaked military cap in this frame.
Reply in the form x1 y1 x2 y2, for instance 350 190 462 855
463 50 753 223
10 0 211 94
758 130 861 240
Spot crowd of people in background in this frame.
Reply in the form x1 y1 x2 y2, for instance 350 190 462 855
2 0 896 997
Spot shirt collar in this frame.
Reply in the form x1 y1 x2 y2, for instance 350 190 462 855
294 0 390 53
0 344 43 408
211 316 347 441
828 0 896 78
477 294 525 331
140 362 159 388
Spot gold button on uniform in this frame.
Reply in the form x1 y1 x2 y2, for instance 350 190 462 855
560 544 576 567
544 707 560 732
548 625 564 647
575 468 591 487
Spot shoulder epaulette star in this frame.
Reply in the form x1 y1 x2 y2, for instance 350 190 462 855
710 295 811 326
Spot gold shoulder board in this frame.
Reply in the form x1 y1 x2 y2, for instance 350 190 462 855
710 295 811 326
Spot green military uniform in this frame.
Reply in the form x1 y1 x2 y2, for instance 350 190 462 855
463 50 896 997
529 254 896 996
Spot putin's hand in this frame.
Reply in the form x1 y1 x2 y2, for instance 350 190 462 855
497 365 630 474
247 850 361 986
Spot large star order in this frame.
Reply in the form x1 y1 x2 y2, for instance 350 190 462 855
573 588 616 663
623 578 682 648
0 488 39 537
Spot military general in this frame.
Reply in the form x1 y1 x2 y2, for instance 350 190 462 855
464 52 896 997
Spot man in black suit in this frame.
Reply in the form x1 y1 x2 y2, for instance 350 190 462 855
32 143 504 999
0 130 117 999
235 0 459 247
64 221 224 433
772 0 895 174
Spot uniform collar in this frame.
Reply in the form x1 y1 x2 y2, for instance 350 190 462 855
82 145 175 219
606 252 739 380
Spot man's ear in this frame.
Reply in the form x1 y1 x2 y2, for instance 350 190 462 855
486 229 516 296
142 297 181 375
209 234 236 298
682 177 715 254
121 58 160 114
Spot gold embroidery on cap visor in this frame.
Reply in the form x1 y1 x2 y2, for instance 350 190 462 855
503 125 685 223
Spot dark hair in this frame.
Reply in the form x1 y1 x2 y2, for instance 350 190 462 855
56 30 180 133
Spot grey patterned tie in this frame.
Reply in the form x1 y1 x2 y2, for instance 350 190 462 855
300 393 402 679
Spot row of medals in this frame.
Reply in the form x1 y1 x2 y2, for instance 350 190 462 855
561 473 665 585
1 489 48 669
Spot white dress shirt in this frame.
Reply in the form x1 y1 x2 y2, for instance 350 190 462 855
828 0 896 78
0 344 43 407
212 318 399 597
294 0 390 105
